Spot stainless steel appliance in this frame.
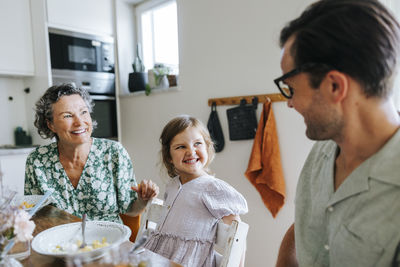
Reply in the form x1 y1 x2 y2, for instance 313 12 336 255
48 28 118 140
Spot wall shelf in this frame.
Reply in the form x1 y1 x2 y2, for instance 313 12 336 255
119 86 181 98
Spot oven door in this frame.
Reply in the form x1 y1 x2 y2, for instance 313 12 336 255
91 95 118 140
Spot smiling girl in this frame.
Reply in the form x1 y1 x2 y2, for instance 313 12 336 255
143 115 248 267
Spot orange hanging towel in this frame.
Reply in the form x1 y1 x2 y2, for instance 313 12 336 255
245 100 285 217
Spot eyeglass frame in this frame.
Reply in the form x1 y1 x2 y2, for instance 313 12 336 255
274 63 335 99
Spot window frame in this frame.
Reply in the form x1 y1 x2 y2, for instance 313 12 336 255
135 0 178 73
380 0 400 108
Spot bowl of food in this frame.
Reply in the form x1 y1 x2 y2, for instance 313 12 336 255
31 221 131 260
11 195 53 211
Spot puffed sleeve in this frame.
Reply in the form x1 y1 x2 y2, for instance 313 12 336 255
24 150 43 195
111 142 138 213
202 178 248 219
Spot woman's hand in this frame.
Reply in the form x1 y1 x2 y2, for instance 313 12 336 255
126 180 159 216
132 179 159 201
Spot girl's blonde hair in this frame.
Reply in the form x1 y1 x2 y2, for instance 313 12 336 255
160 115 215 178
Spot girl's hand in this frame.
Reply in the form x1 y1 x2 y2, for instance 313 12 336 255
132 179 159 201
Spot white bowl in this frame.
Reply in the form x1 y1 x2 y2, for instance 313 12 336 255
11 195 53 211
31 221 131 260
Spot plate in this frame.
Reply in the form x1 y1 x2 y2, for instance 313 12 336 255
31 221 131 260
11 195 53 211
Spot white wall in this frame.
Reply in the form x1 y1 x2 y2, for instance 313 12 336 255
119 0 315 265
0 77 29 145
115 0 136 96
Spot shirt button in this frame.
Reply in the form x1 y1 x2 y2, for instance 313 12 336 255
324 244 330 250
328 206 334 212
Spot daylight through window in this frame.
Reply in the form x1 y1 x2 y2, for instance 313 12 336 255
137 0 179 75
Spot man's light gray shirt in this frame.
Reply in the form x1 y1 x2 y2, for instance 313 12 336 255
295 129 400 267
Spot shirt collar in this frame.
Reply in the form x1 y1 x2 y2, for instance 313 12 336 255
321 128 400 187
325 128 400 207
368 127 400 186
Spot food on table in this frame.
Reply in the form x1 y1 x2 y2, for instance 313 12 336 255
115 261 148 267
51 237 110 253
19 201 35 209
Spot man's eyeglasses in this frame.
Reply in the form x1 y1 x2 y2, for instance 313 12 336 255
274 63 334 99
273 68 302 99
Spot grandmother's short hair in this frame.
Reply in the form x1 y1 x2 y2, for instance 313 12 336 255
34 83 97 139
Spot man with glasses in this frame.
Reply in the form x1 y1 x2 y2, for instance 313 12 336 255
275 0 400 266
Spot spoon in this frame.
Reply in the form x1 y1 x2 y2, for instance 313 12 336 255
130 233 148 253
79 214 87 249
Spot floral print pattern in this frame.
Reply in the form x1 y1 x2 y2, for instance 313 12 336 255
24 138 137 223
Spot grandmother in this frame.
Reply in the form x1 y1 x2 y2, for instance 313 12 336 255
24 83 158 223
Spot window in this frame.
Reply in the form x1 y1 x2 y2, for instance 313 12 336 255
136 0 179 75
381 0 400 107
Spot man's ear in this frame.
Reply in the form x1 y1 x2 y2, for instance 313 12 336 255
325 70 348 103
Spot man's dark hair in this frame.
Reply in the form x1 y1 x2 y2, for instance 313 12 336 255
280 0 400 98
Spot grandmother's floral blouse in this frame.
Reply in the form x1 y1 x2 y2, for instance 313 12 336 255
24 138 137 223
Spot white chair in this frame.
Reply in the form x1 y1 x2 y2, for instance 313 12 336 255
135 197 165 242
136 199 249 267
215 220 249 267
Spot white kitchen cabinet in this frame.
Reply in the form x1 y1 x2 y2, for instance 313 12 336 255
46 0 114 36
0 149 34 196
0 0 35 76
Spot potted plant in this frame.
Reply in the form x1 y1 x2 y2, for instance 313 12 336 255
128 44 148 93
146 64 171 95
153 64 172 88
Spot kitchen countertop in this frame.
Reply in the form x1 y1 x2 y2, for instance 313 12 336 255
0 145 37 156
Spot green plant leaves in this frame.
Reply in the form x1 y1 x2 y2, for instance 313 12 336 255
145 84 151 96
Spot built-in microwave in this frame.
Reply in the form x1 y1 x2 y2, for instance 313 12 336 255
49 28 114 74
49 28 118 140
49 28 115 95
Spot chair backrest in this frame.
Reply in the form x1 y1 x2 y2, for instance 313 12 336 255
135 197 165 242
214 220 249 267
120 213 141 242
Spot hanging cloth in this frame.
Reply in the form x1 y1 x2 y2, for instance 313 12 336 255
245 100 285 217
207 102 225 152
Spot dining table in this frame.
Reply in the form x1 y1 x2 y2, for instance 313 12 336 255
19 205 183 267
